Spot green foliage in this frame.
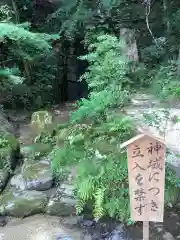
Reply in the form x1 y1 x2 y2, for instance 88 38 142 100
47 0 121 39
28 57 58 108
165 164 180 206
141 38 167 66
51 115 135 222
0 22 52 59
150 62 180 101
71 34 131 123
0 3 59 109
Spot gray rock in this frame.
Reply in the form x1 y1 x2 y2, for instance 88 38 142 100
10 160 53 191
54 233 72 240
0 170 9 192
0 110 14 134
0 189 48 217
46 183 76 216
176 203 180 209
60 216 83 229
0 216 8 227
151 223 175 240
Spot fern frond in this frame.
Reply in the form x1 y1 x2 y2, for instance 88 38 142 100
76 199 86 215
0 23 51 54
93 187 105 221
77 177 95 201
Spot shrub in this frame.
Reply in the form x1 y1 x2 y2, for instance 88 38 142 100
70 34 131 123
150 61 180 101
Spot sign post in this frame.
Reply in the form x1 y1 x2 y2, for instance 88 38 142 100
120 134 166 240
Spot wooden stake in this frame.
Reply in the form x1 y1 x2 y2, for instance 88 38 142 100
143 221 149 240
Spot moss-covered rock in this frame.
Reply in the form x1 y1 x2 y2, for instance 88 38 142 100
21 143 52 161
31 111 53 134
0 189 48 217
10 160 53 191
0 110 14 134
0 132 20 171
46 183 76 216
0 170 9 192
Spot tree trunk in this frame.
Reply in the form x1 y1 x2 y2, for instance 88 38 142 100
67 44 78 101
120 28 139 62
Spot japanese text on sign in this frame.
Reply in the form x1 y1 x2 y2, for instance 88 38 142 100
126 135 165 222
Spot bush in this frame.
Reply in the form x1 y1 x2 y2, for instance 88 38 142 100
150 61 180 101
51 115 135 223
70 34 131 123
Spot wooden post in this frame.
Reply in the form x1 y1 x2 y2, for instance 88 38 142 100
120 133 166 240
143 221 149 240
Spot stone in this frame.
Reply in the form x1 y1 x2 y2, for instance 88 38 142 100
0 131 20 171
60 216 83 229
31 111 53 134
151 223 175 240
55 233 72 240
0 216 8 227
0 189 48 217
0 110 14 135
0 215 81 239
176 203 180 209
21 143 52 161
10 160 53 191
110 229 126 240
0 170 9 192
0 147 17 172
46 183 76 217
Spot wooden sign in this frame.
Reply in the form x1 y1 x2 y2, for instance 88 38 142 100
120 134 166 222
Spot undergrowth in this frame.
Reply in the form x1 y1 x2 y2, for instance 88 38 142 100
41 34 180 223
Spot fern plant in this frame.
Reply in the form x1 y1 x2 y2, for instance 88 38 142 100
51 114 135 222
70 34 131 123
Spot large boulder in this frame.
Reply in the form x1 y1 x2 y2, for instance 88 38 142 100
31 111 53 134
0 189 48 217
10 160 53 191
46 183 76 216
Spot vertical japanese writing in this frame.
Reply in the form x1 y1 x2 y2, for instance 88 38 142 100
147 141 162 213
132 144 146 216
127 136 165 221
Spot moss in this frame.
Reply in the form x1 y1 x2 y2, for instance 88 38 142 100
55 123 71 131
22 143 53 161
22 161 50 180
5 133 19 151
0 131 19 152
31 111 53 134
0 189 48 217
0 147 12 170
